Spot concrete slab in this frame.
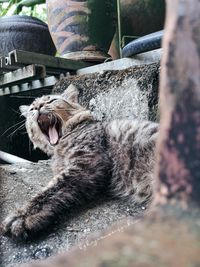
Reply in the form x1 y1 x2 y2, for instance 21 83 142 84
0 161 145 267
77 49 162 75
54 63 160 122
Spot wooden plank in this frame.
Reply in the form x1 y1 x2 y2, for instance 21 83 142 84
0 76 58 96
0 65 46 88
9 50 92 71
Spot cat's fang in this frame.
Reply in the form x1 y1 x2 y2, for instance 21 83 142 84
37 113 61 145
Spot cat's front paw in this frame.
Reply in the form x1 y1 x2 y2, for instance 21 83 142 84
1 213 28 239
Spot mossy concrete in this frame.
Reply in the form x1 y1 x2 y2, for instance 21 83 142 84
54 63 159 122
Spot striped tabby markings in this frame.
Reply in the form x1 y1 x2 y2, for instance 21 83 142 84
56 11 89 33
48 2 88 23
65 0 87 8
50 1 88 17
59 35 89 54
48 0 87 10
54 31 75 39
50 7 89 32
44 174 65 191
70 0 87 2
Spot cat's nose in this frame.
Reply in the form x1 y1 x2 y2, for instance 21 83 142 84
39 106 47 114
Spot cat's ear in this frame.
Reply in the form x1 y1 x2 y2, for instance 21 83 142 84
19 105 29 117
62 84 79 103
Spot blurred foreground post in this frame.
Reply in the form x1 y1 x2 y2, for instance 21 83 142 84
156 0 200 207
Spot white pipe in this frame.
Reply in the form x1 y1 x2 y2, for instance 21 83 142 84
0 150 31 164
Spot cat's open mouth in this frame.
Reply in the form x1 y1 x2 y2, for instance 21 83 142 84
37 113 62 145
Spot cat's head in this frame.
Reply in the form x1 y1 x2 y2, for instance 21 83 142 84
20 84 91 156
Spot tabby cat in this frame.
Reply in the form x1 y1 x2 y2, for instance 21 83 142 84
1 84 158 239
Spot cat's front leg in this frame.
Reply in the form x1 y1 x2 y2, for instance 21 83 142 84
1 172 95 239
1 174 62 239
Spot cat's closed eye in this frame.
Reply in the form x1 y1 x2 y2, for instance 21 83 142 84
47 99 57 104
29 107 37 111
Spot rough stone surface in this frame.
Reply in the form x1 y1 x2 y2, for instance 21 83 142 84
54 63 159 122
0 161 145 267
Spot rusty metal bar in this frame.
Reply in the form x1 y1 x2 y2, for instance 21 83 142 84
0 150 31 164
0 64 46 88
0 56 16 74
0 50 92 78
155 0 200 207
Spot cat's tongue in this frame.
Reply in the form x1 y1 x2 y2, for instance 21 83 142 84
48 125 58 145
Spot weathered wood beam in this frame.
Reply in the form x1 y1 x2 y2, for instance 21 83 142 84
155 0 200 207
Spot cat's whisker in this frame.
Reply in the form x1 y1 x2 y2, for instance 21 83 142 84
8 123 26 138
56 113 65 125
21 132 28 135
48 111 64 125
11 108 21 115
8 125 26 138
46 108 76 112
1 120 26 137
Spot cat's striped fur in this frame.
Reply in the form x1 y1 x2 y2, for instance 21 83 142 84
1 84 158 239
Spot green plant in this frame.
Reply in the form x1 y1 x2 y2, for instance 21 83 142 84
0 0 46 20
14 0 45 14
